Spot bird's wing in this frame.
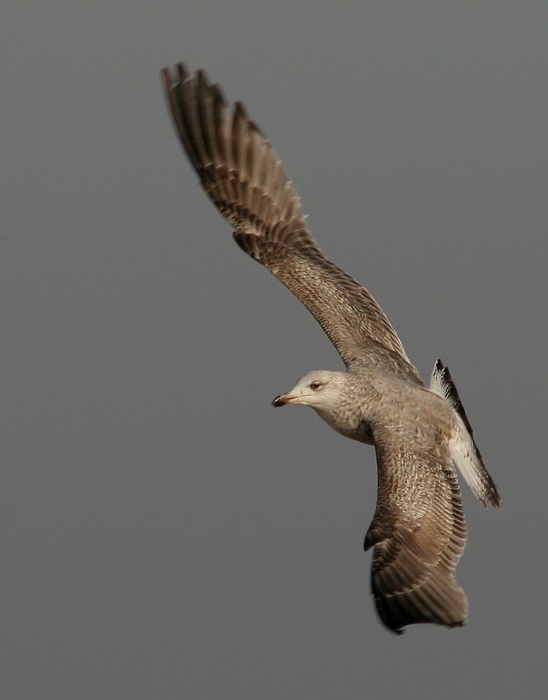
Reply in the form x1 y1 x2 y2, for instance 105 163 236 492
162 64 421 380
364 425 468 634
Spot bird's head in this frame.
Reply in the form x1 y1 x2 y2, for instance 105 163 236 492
272 370 345 411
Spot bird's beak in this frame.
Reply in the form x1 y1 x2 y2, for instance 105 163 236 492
272 392 297 407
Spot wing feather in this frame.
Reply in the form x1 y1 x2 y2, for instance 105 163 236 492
162 64 420 378
365 428 468 633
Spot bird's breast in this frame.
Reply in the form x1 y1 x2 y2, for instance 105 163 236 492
313 406 375 445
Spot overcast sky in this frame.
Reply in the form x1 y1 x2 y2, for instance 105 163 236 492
3 2 547 698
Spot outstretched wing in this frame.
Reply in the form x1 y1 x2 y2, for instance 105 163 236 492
365 427 468 633
162 64 421 380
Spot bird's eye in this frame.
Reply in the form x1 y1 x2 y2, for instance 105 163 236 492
310 380 322 390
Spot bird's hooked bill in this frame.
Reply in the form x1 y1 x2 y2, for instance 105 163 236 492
272 394 290 407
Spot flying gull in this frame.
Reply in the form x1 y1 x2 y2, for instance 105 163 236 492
162 64 501 634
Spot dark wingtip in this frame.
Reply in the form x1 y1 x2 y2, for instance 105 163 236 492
161 63 191 92
177 62 189 83
160 66 174 93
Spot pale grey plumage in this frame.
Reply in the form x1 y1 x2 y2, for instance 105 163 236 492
162 64 500 634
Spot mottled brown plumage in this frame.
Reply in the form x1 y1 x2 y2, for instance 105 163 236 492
162 64 500 634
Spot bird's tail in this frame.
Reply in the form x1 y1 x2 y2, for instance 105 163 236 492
430 359 501 508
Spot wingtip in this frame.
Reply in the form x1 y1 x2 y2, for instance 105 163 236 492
160 65 173 91
161 63 193 92
176 62 189 84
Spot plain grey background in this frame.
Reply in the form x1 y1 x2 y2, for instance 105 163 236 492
3 2 546 698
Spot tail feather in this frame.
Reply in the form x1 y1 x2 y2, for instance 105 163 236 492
430 359 501 508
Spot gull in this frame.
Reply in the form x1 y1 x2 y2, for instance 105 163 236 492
161 64 500 634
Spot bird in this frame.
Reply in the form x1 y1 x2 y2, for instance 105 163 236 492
161 63 501 634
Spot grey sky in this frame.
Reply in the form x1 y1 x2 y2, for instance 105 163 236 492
3 2 547 698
